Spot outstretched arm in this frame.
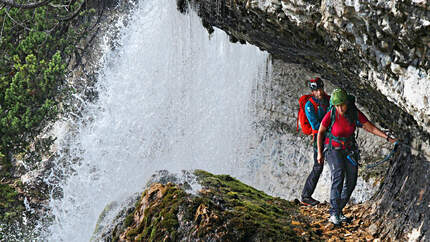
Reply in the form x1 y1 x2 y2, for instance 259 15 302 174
362 122 397 143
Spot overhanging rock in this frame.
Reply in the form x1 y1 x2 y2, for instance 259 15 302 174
179 0 430 148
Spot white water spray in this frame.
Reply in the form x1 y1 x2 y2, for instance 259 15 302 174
43 0 269 240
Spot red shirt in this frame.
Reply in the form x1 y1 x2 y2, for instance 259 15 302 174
321 109 369 148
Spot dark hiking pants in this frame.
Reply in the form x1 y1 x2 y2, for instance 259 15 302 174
326 148 358 215
301 150 324 199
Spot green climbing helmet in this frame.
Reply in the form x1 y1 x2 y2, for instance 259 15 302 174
330 88 348 105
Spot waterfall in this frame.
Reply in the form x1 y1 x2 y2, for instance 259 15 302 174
41 0 270 240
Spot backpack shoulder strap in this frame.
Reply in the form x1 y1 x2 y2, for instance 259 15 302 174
308 97 318 113
327 107 336 150
327 107 358 150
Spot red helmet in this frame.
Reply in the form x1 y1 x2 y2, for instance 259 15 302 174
308 77 324 90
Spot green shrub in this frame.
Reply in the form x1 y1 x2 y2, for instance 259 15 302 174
0 0 96 232
0 0 94 174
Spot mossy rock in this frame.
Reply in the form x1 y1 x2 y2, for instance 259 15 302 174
105 170 321 241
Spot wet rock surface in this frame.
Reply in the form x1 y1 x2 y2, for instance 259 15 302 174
371 145 430 241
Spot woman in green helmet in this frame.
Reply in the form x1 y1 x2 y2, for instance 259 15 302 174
316 88 397 226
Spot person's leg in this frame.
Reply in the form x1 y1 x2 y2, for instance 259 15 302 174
326 149 346 216
301 150 324 203
340 156 358 210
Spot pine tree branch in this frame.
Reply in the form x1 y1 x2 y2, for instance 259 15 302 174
0 0 53 9
4 8 31 31
59 0 84 21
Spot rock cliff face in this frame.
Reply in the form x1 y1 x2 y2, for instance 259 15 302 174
179 0 430 144
177 0 430 240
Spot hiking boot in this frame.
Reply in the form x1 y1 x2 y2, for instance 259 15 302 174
301 197 320 206
329 214 341 226
340 213 352 223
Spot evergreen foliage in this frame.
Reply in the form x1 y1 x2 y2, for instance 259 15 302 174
0 0 96 234
0 0 93 175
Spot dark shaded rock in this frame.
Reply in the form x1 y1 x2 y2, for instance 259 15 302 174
371 146 430 241
177 0 188 13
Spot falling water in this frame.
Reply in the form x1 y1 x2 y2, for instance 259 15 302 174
42 0 270 240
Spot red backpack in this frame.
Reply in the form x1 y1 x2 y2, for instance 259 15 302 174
297 94 329 135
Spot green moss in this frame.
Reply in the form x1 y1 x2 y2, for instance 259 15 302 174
112 235 119 242
226 191 239 199
123 184 186 241
123 213 134 228
192 170 312 240
126 227 139 239
149 224 158 241
140 225 150 238
92 201 119 240
117 171 320 241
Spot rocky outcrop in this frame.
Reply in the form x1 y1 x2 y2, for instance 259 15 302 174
371 145 430 240
94 170 406 241
92 170 321 241
178 0 430 240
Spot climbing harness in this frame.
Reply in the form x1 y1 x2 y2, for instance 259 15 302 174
324 96 361 166
365 141 400 169
326 93 360 151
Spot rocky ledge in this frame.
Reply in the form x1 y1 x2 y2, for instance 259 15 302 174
92 170 322 241
92 170 392 241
